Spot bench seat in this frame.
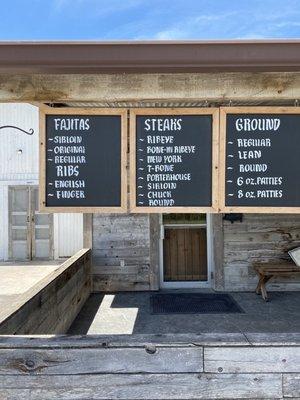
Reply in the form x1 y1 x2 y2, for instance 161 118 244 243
253 264 300 301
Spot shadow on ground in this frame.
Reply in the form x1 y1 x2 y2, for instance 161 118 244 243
68 291 300 335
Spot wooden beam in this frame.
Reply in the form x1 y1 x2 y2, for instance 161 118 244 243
149 214 160 290
211 214 224 291
1 72 300 102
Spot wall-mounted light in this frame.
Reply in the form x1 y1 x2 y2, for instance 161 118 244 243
17 149 23 154
223 213 243 224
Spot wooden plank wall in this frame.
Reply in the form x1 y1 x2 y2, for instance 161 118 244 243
0 334 299 399
223 214 300 291
92 214 151 291
0 249 91 334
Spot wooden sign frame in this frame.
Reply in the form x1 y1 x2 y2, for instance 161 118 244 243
130 108 219 213
219 106 300 213
39 107 128 213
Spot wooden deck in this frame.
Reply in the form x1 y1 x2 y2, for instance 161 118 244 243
0 333 300 399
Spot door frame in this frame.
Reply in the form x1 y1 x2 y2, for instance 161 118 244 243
159 214 214 289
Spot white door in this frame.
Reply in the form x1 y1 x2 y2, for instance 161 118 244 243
8 186 53 260
160 213 213 289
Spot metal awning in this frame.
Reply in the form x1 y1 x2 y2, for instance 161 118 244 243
1 40 300 74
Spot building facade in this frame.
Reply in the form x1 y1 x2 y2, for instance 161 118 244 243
1 41 300 292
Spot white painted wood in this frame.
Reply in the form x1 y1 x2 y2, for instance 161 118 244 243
0 103 39 179
0 185 8 260
0 101 39 260
0 180 38 261
53 213 83 259
0 103 83 261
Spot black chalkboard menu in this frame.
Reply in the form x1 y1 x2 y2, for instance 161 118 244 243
221 107 300 212
40 109 127 212
130 109 219 212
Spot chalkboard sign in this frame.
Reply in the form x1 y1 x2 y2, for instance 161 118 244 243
39 108 127 212
220 107 300 213
130 109 219 213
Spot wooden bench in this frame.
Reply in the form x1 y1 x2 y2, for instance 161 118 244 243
253 264 300 301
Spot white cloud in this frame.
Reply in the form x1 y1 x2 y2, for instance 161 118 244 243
153 12 237 40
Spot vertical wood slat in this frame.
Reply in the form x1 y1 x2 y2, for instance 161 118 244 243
163 228 208 282
177 230 185 280
149 214 160 290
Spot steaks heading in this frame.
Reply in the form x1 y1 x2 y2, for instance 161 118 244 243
134 114 213 209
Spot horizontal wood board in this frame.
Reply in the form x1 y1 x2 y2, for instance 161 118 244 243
0 337 299 399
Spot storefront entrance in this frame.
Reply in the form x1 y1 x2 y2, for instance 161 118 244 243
160 214 212 288
8 186 53 260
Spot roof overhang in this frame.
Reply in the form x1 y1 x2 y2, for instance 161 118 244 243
1 40 300 74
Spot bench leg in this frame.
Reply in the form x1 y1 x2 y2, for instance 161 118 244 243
255 274 264 295
260 276 272 302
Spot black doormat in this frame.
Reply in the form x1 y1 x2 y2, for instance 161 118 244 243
150 293 244 314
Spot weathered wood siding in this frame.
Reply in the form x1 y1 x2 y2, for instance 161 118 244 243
92 213 300 292
92 214 151 291
0 249 91 334
0 334 299 399
224 214 300 291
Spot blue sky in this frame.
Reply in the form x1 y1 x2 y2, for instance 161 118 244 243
1 0 300 40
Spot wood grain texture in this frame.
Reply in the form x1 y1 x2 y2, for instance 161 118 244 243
0 335 298 399
0 333 250 348
1 72 300 103
0 249 91 334
92 213 151 292
0 373 282 399
149 213 160 290
283 374 300 398
223 214 300 291
211 214 225 290
0 347 203 375
205 346 300 373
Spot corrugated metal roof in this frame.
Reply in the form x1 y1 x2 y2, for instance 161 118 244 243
58 99 300 108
